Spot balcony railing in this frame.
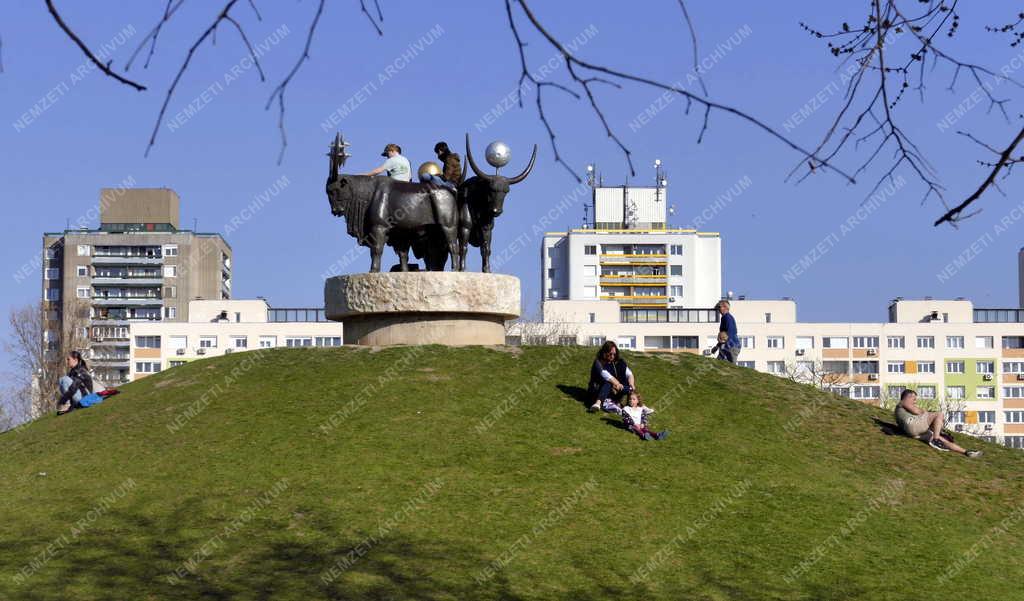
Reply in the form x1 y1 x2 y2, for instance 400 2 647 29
600 275 667 285
599 253 668 264
600 295 668 306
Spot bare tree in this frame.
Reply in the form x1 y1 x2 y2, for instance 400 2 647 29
6 300 91 418
506 304 581 346
782 360 849 390
14 2 1022 223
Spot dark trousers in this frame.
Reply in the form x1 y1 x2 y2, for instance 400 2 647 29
595 381 633 403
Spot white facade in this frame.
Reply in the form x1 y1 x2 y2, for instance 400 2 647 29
542 229 722 309
127 299 343 380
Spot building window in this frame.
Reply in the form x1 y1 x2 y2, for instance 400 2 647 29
945 336 964 349
887 336 905 349
45 268 60 280
916 336 934 348
767 336 784 349
978 411 996 423
46 248 59 259
917 385 936 399
976 361 994 374
1003 386 1024 398
851 385 880 399
76 266 88 277
669 265 682 276
945 360 965 374
76 286 90 299
822 361 848 374
767 361 786 374
588 312 596 323
669 245 683 255
852 361 879 374
1004 411 1024 424
765 313 772 323
583 265 597 276
887 361 905 373
583 286 597 298
946 386 965 400
947 411 965 424
163 307 176 319
1002 336 1024 349
547 268 556 279
917 361 936 373
584 245 597 255
77 245 90 256
1004 361 1024 374
135 336 161 348
669 285 683 297
164 265 177 278
45 288 60 301
976 386 995 399
167 336 187 351
616 336 636 349
259 336 277 348
795 336 815 350
286 337 313 347
670 336 699 349
588 336 605 346
975 336 994 349
822 336 848 349
199 336 218 348
163 245 178 256
168 360 186 368
887 385 904 399
738 361 755 369
1006 436 1024 449
164 286 177 299
315 336 342 347
852 336 879 349
739 336 755 349
232 336 248 349
135 361 161 373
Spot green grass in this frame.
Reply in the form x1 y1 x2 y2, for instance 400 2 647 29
2 346 1023 600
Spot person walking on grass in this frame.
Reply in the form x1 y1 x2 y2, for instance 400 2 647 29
56 350 93 416
895 389 982 458
587 340 636 413
620 391 669 441
715 300 740 364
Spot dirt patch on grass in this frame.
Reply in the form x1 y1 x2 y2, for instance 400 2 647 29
153 378 199 389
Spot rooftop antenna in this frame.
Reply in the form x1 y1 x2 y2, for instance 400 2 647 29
585 163 596 188
193 218 198 232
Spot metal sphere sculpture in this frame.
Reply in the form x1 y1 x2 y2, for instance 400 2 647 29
484 141 512 169
417 161 442 179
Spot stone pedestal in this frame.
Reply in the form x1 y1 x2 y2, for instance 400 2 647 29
325 272 520 346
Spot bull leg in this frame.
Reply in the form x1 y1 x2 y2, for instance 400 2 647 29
394 240 411 272
480 225 493 273
458 224 470 272
368 226 387 273
441 225 459 272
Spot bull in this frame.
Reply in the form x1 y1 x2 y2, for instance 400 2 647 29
459 134 537 272
326 145 462 272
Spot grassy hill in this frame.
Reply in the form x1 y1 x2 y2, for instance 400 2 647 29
2 346 1023 600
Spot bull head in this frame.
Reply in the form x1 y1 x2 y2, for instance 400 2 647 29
465 134 537 217
326 176 352 216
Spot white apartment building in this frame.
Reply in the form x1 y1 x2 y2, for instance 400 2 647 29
543 181 722 309
128 299 344 380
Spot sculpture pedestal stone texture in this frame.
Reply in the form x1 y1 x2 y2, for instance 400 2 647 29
325 272 520 346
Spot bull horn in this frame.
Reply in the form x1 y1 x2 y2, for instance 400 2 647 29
507 144 538 185
465 133 491 180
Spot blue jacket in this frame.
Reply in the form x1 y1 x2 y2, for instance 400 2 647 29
719 312 739 348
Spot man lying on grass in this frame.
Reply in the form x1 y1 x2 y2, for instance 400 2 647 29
895 388 982 458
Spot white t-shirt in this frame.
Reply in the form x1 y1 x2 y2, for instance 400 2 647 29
382 155 412 181
621 405 653 425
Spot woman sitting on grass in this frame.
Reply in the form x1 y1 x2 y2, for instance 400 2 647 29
620 392 669 441
895 388 982 458
587 340 636 413
56 350 93 416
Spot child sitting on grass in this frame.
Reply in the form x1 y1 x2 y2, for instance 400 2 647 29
620 392 669 441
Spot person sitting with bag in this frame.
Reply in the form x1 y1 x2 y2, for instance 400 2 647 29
56 350 94 416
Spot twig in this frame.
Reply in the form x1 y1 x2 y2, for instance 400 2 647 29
360 0 383 36
144 0 241 157
934 125 1024 226
675 0 708 98
44 0 146 91
265 0 327 164
126 0 184 71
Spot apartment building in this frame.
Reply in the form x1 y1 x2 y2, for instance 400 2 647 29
543 180 721 309
128 300 344 380
42 188 232 384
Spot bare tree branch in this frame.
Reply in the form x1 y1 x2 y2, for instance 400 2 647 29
125 0 184 71
508 0 857 183
934 125 1024 226
675 0 708 98
360 0 384 36
44 0 147 91
265 0 327 164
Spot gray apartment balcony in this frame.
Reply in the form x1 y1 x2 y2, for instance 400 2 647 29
92 296 163 307
91 255 163 266
92 276 164 286
91 355 130 366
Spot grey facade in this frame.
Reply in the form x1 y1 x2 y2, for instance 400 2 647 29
42 188 231 384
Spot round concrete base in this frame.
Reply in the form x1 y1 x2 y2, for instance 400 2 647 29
324 272 520 346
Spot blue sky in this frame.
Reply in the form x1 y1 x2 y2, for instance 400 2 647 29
1 0 1020 332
